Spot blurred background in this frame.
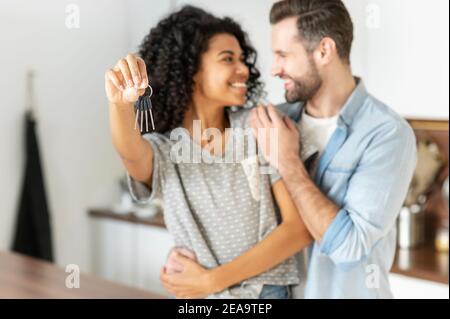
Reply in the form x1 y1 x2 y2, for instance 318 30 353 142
0 0 448 299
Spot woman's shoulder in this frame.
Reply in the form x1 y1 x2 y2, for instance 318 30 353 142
228 107 254 129
141 132 175 150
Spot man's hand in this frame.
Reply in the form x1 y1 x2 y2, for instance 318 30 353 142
164 247 197 275
251 107 339 241
250 104 301 171
160 252 218 299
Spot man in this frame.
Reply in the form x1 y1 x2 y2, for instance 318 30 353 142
249 0 416 298
163 0 416 299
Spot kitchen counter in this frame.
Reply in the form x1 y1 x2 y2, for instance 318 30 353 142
89 208 165 228
392 243 448 284
89 208 449 285
0 251 165 298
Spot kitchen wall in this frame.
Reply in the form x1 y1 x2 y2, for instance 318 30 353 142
173 0 369 110
363 0 449 120
0 0 131 271
0 0 448 277
173 0 449 119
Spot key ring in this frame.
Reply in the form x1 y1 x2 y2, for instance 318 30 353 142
134 84 156 133
147 84 153 98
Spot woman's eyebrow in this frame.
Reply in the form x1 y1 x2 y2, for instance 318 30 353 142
218 50 235 56
218 50 245 60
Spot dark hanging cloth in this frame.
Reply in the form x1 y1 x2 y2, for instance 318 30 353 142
12 111 54 262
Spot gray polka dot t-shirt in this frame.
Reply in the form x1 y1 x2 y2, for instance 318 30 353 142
128 108 302 298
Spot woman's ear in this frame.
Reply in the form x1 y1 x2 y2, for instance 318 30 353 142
192 68 203 88
192 71 199 85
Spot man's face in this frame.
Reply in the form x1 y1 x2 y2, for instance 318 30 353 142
271 17 322 103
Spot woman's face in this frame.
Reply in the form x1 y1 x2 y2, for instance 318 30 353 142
194 33 250 107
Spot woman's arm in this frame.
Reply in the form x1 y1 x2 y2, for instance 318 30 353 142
209 180 313 291
161 180 313 298
106 53 154 187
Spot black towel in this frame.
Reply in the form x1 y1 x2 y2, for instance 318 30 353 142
12 111 54 262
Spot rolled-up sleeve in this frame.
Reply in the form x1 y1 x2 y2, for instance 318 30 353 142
320 121 417 265
127 134 164 204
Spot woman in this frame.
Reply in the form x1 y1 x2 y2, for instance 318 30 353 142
105 6 312 299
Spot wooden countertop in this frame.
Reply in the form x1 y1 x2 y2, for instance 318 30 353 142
89 209 165 228
391 243 448 284
0 251 165 299
89 208 449 285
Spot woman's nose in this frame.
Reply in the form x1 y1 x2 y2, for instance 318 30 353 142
236 61 249 79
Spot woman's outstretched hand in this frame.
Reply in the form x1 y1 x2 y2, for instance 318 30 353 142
105 53 149 105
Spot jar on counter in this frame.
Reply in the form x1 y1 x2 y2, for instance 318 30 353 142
398 204 425 249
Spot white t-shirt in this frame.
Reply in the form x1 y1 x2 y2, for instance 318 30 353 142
300 109 339 174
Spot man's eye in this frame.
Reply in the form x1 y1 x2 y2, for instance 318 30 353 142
223 57 233 62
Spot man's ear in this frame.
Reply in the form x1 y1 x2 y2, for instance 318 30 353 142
313 37 336 66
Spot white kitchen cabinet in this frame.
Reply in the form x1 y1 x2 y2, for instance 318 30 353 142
90 218 174 297
135 225 174 296
389 273 449 299
90 217 449 299
91 219 139 287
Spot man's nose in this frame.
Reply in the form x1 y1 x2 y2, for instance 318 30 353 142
271 63 282 77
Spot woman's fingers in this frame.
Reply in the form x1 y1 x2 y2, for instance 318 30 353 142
137 57 149 88
126 53 142 87
117 58 134 88
106 53 149 104
105 69 125 91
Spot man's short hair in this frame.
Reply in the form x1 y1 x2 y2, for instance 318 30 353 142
270 0 354 63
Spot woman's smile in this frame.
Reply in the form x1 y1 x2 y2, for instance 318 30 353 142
229 81 248 95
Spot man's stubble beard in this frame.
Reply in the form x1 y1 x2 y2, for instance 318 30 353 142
285 59 322 104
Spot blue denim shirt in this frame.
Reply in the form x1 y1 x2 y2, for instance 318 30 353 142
279 78 417 298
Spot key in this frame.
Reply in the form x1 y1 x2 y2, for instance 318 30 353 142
134 85 156 133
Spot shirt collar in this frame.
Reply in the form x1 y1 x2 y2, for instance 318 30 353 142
338 77 368 128
296 77 368 128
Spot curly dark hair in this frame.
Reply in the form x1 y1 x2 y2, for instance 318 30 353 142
138 5 264 133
